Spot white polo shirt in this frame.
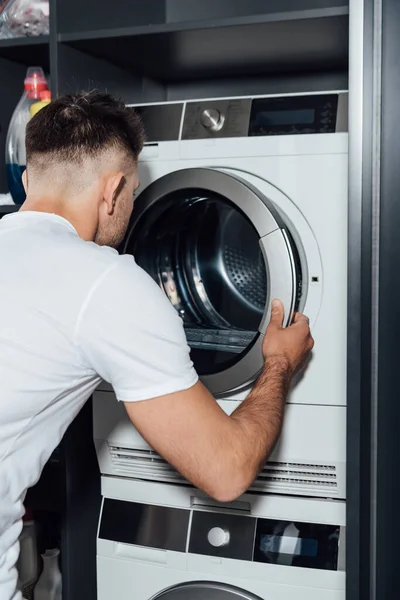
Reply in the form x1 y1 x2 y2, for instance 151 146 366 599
0 211 198 600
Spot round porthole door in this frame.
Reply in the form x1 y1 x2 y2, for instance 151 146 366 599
150 581 263 600
123 168 302 397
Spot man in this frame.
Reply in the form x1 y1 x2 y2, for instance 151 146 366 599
0 92 313 599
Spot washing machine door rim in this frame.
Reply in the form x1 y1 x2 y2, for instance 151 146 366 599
123 167 299 396
149 581 263 600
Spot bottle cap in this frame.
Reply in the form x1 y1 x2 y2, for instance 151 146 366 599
24 67 47 93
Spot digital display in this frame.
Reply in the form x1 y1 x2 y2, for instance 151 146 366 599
253 518 340 570
254 109 315 127
248 94 340 136
260 533 318 558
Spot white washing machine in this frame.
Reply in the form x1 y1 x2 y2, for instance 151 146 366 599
93 92 348 500
97 477 345 600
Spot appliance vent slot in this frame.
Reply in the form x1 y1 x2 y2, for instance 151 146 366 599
108 446 338 496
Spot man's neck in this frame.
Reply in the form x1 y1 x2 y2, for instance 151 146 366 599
20 196 96 242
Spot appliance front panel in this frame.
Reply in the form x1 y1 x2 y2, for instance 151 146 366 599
96 487 345 600
98 498 343 572
129 149 347 408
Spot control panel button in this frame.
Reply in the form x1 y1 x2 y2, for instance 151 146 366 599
200 108 225 132
207 527 230 547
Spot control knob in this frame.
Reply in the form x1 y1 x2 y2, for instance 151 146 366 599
200 108 225 132
207 526 230 547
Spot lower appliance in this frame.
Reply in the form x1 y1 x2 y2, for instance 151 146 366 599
93 91 348 499
97 477 345 600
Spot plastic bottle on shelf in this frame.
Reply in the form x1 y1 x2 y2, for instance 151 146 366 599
30 90 51 119
33 549 62 600
5 67 48 205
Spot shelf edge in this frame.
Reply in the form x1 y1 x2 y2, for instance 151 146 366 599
58 6 349 43
0 34 49 48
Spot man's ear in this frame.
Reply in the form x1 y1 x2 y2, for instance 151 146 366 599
103 172 126 215
22 169 28 193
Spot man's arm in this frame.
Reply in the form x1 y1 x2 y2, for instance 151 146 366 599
124 300 313 502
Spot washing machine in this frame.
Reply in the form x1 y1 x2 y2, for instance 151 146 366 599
93 91 348 500
97 477 345 600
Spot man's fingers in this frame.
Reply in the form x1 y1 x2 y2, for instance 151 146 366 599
292 312 310 325
269 299 284 328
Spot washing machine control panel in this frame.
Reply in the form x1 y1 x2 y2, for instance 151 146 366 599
181 92 348 140
99 498 344 572
130 92 348 143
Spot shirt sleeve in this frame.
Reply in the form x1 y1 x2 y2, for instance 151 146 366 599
74 255 199 402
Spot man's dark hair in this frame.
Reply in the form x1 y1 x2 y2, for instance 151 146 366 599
26 91 145 167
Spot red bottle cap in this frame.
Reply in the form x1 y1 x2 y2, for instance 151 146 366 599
24 67 48 98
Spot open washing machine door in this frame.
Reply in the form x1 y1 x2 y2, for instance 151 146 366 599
123 167 303 397
151 582 262 600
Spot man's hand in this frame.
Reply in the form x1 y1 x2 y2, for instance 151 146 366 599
262 298 314 375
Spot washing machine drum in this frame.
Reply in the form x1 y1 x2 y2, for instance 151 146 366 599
150 582 262 600
123 168 303 396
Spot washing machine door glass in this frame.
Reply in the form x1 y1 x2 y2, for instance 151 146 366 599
124 168 301 396
151 582 262 600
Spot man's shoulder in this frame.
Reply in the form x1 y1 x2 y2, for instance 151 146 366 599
79 249 173 319
88 250 158 295
72 243 154 299
64 237 125 279
54 238 143 305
